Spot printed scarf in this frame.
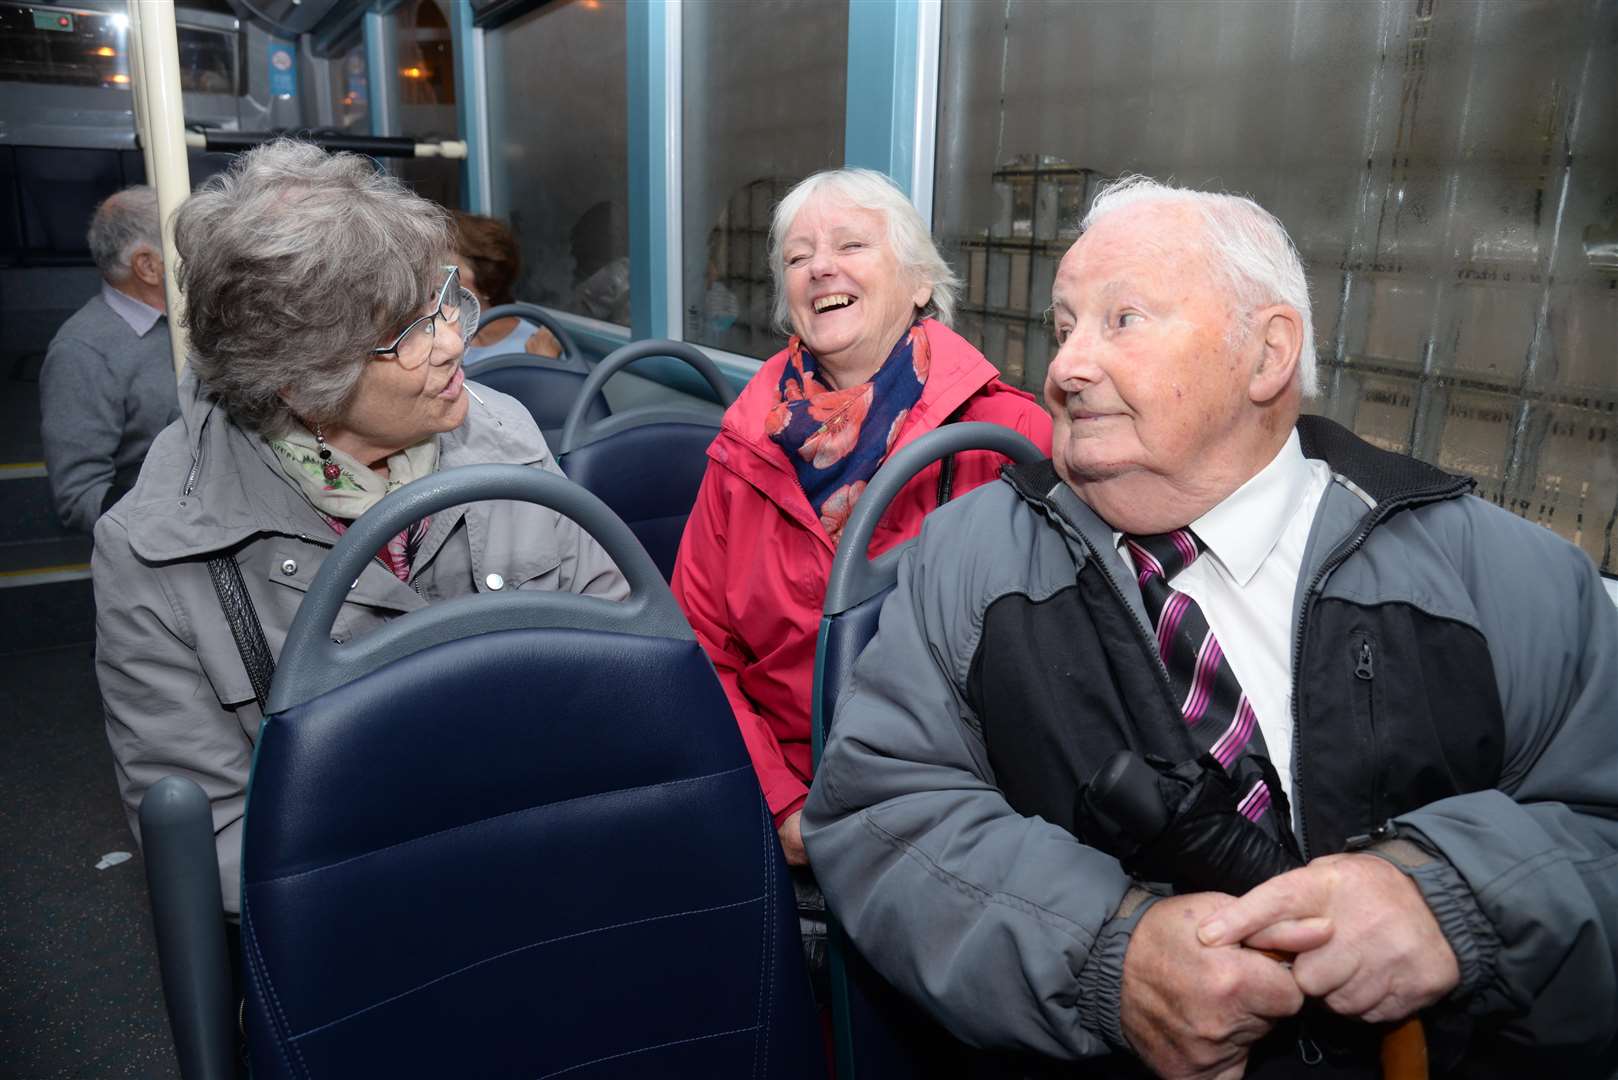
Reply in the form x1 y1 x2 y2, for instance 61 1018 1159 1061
270 427 438 583
766 321 930 543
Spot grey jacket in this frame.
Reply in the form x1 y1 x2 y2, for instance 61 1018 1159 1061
40 290 180 531
803 430 1618 1071
94 374 627 913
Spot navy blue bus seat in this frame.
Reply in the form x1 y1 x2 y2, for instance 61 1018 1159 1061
463 304 604 446
474 301 590 373
6 145 240 268
0 146 21 266
557 340 737 581
463 354 609 450
120 148 238 191
811 424 1046 1079
141 464 823 1080
15 146 124 264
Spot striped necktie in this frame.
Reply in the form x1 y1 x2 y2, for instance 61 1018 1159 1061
1125 529 1274 824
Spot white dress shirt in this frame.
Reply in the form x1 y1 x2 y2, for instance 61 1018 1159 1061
1117 430 1332 805
101 282 165 337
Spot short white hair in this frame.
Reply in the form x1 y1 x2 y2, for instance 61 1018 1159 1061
88 185 161 283
768 168 960 336
1083 176 1318 398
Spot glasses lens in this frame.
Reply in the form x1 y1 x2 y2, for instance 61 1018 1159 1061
395 316 435 369
454 287 480 344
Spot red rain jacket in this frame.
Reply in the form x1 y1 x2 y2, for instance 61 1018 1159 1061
671 319 1053 827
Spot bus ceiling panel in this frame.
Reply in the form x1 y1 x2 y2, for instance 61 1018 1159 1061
223 0 351 39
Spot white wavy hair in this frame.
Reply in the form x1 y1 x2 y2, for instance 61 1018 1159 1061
1082 176 1318 397
768 168 960 336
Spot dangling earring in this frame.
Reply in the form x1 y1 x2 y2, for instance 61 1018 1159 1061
315 424 342 483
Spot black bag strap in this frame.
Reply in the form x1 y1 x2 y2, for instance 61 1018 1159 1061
933 400 974 508
935 453 957 507
207 552 276 711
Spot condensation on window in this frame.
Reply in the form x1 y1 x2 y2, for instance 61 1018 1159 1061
392 0 461 217
681 0 849 359
935 0 1618 574
487 0 630 324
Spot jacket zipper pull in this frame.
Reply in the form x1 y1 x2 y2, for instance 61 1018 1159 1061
1354 640 1374 680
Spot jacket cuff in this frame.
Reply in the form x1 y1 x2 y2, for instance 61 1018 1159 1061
1365 834 1499 1000
1075 886 1160 1053
770 791 807 830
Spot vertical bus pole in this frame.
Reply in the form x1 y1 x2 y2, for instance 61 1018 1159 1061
127 0 192 377
125 6 156 185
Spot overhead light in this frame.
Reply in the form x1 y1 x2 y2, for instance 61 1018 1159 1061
109 73 130 84
95 46 117 58
401 66 426 79
110 13 129 30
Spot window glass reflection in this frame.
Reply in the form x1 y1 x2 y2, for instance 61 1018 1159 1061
488 0 630 324
935 0 1618 574
394 0 461 218
0 4 130 89
681 0 849 358
177 25 237 96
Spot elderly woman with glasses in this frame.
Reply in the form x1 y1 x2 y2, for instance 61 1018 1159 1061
93 140 627 916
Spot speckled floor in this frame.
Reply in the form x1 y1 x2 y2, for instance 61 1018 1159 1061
0 644 177 1079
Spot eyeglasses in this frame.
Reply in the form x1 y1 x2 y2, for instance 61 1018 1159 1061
371 265 482 369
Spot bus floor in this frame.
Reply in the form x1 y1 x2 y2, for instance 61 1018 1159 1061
0 643 178 1078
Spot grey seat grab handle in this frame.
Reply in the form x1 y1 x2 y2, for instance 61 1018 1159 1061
140 777 235 1080
823 423 1045 615
476 302 585 370
559 339 739 454
267 464 690 714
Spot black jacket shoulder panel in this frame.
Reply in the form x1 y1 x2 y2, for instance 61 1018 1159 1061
1297 415 1472 506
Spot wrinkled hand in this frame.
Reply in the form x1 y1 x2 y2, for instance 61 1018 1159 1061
777 810 808 867
1122 893 1320 1079
1197 852 1458 1024
526 326 564 359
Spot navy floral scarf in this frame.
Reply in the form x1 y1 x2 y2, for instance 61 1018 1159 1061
766 321 930 543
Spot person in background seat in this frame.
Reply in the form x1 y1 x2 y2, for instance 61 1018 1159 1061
95 140 628 919
449 210 564 365
804 176 1618 1078
40 185 180 532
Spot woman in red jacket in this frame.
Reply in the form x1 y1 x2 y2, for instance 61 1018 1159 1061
671 168 1052 872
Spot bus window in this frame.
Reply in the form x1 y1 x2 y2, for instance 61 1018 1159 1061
0 4 130 90
177 24 239 96
934 0 1618 578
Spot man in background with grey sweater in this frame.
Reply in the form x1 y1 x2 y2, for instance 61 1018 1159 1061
40 185 180 532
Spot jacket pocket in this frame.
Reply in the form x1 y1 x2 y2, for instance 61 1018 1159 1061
465 501 562 593
1350 630 1383 825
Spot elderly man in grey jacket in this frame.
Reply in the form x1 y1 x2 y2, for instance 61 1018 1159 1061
804 178 1617 1078
40 185 180 532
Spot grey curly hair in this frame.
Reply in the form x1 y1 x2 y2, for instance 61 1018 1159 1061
768 168 960 336
173 139 450 435
88 185 161 282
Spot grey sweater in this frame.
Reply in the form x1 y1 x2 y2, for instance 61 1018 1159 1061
40 291 179 532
